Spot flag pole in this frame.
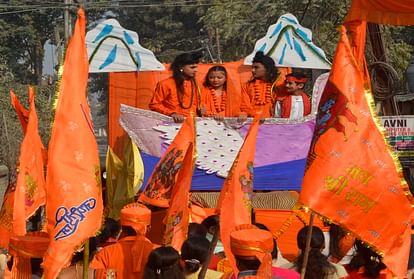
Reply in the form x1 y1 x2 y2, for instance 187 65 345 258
300 213 315 279
83 239 89 279
198 224 220 279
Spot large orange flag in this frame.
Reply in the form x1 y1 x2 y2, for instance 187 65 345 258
299 26 414 278
162 114 196 251
139 116 195 208
43 8 103 279
10 91 29 134
217 114 261 274
13 86 46 236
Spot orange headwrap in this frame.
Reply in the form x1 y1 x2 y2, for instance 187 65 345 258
120 203 151 273
9 232 49 279
285 75 308 84
230 226 273 278
120 202 151 235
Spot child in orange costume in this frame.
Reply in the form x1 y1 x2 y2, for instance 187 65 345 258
275 72 311 120
90 203 156 279
240 51 279 118
149 52 203 123
201 65 244 120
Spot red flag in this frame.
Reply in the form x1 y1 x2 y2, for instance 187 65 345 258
43 8 103 278
139 116 196 208
10 91 29 134
162 114 196 250
217 114 261 274
13 86 46 236
299 26 413 278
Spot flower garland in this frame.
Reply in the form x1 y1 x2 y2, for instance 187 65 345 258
211 88 226 112
253 80 273 105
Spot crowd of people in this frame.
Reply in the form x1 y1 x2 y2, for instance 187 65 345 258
51 203 392 279
149 51 312 122
0 201 402 278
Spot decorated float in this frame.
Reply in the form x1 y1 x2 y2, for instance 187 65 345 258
85 13 333 258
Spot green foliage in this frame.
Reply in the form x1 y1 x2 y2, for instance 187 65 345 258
114 0 209 62
382 26 414 80
0 65 54 171
201 0 351 61
0 0 61 85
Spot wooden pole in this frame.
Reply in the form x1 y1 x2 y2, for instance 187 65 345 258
64 0 72 45
215 28 222 64
83 239 89 279
198 224 220 279
300 213 315 279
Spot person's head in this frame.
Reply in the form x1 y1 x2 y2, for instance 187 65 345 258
188 222 208 238
201 215 219 235
230 225 273 274
297 225 325 251
170 52 202 80
252 51 278 83
349 240 386 278
144 246 184 279
181 236 210 274
284 72 308 95
328 223 347 260
97 218 121 246
296 226 336 279
203 65 227 90
119 203 151 237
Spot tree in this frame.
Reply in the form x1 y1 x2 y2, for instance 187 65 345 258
113 0 209 62
201 0 351 61
0 1 61 85
0 63 53 171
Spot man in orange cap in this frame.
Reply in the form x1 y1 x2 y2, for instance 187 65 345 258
90 203 155 279
228 225 274 279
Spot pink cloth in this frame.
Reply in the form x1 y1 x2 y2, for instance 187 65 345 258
272 267 300 279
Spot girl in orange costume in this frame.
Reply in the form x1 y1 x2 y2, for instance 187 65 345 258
149 52 204 123
240 51 279 118
201 66 243 120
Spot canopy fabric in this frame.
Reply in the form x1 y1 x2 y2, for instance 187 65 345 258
345 0 414 25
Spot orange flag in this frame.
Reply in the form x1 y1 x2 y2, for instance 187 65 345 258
299 26 414 278
43 8 103 279
13 86 46 236
217 114 261 274
10 91 29 134
0 178 16 249
139 116 196 208
162 114 196 251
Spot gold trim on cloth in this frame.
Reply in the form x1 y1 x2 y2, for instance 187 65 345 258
364 87 414 206
230 243 272 254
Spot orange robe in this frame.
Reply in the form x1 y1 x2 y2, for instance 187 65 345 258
149 77 200 117
90 236 154 279
240 79 275 118
201 86 242 117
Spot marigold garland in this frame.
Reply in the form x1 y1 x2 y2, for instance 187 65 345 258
253 80 273 105
211 88 226 112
